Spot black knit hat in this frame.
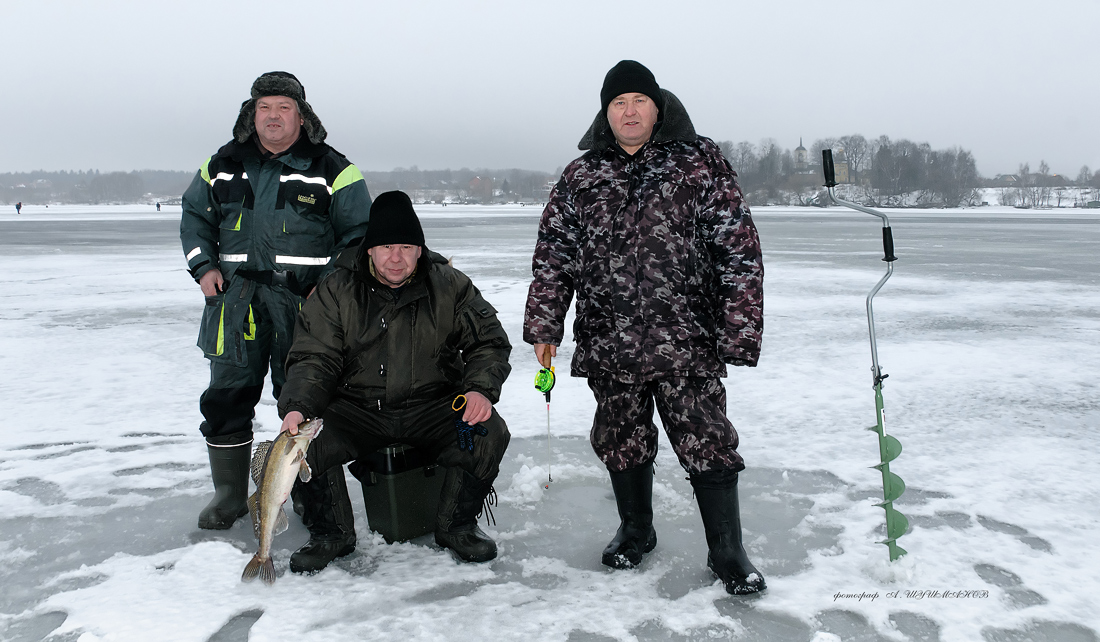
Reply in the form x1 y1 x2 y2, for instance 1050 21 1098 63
363 191 426 249
232 71 328 144
600 60 664 113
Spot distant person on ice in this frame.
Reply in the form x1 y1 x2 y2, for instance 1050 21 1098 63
278 191 512 570
523 60 767 594
156 201 161 211
15 202 21 214
179 72 372 538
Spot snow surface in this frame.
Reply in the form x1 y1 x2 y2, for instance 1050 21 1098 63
1 204 1098 642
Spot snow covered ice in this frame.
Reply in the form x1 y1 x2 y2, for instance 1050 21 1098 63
1 203 1098 642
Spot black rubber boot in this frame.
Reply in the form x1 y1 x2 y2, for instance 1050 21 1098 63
435 468 497 563
197 441 251 530
690 469 766 595
290 466 356 574
601 462 658 569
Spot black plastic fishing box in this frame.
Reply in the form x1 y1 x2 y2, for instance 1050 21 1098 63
349 445 445 544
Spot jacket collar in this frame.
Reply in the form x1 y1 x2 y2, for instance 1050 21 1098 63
350 245 449 300
578 89 697 153
217 134 330 169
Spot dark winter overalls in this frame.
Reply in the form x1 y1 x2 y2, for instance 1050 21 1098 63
180 135 371 447
279 247 513 566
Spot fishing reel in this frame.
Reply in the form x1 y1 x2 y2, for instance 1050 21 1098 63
534 366 555 401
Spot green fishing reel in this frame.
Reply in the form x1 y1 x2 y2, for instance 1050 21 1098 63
534 366 555 401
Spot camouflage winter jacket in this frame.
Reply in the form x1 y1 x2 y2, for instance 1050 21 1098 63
523 90 763 382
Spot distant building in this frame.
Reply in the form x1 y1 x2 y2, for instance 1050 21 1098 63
794 139 809 172
832 146 850 184
788 137 828 189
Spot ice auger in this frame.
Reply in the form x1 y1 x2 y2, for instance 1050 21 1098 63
822 150 908 561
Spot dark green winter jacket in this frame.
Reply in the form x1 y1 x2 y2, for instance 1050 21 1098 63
180 135 371 287
180 135 371 364
278 246 512 420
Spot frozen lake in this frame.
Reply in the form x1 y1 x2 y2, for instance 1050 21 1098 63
1 204 1098 642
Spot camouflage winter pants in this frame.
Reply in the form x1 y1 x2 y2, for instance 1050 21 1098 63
588 377 745 475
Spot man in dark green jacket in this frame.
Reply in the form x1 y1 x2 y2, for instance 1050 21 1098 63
279 191 512 572
180 71 371 530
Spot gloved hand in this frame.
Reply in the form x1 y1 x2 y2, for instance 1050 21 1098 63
452 395 489 452
455 418 489 452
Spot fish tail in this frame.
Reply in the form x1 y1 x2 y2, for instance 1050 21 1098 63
260 556 276 585
241 554 268 584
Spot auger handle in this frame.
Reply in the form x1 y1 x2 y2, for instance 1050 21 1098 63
822 149 837 188
882 227 897 262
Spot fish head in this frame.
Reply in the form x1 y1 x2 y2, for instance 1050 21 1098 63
294 418 323 441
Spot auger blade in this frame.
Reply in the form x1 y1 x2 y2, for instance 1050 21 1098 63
886 541 908 562
884 505 909 540
882 434 902 463
882 471 906 503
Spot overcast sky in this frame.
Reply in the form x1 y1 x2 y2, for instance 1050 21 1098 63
3 0 1097 178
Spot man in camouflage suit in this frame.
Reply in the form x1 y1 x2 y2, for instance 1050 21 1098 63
524 60 766 594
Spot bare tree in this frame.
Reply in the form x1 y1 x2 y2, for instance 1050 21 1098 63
998 187 1019 206
716 140 735 164
1015 162 1052 208
810 138 838 165
756 138 783 191
839 134 869 182
732 141 756 178
926 147 980 207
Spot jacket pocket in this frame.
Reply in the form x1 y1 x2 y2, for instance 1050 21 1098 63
284 183 331 221
197 292 248 366
197 293 227 358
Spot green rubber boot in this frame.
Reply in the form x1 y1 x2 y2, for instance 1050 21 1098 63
197 441 251 530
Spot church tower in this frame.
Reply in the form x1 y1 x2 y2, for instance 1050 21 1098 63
794 137 808 171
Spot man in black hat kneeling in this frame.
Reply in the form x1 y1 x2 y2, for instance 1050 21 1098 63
278 191 512 572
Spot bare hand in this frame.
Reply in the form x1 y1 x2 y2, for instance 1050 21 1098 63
199 269 225 297
534 343 557 369
280 411 305 435
462 391 493 425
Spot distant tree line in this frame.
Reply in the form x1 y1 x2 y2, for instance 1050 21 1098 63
5 144 1098 208
994 161 1100 208
2 167 558 206
1 170 196 205
361 167 557 204
716 134 1100 208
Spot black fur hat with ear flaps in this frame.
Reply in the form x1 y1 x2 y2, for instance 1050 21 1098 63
232 71 328 145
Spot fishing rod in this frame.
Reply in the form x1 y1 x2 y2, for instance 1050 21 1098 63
823 149 908 562
533 356 556 489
